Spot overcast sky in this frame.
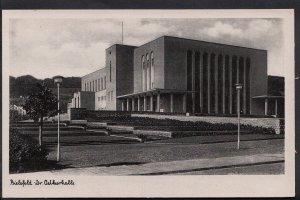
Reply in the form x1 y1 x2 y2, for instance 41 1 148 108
10 18 283 79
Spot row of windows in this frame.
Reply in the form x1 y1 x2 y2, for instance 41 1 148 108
97 96 107 101
107 91 114 101
84 76 106 92
141 52 154 91
96 91 114 102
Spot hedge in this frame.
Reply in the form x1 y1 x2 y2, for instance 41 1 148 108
9 128 49 173
89 116 276 135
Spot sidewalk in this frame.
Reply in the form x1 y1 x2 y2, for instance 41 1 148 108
31 153 284 175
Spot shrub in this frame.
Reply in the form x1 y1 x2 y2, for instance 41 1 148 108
9 109 29 122
9 128 49 173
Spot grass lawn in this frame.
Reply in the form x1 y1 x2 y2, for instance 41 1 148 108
42 133 284 169
12 121 284 172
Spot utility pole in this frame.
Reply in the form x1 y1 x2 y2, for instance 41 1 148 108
235 83 243 150
122 21 124 44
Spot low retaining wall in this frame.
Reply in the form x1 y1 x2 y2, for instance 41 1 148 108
132 114 284 134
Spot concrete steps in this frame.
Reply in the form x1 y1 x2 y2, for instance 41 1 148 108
133 130 251 138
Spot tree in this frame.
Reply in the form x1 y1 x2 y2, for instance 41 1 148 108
23 83 57 146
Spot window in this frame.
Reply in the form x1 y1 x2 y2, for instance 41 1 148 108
90 82 92 92
108 91 110 101
85 83 87 91
101 77 103 90
98 79 100 91
146 54 150 90
95 80 97 92
101 96 103 101
150 52 154 89
142 56 145 91
98 97 101 101
104 76 106 89
111 91 113 100
110 61 112 82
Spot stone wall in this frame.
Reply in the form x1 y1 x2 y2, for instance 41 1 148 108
132 113 284 134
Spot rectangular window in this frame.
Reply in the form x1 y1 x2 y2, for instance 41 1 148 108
104 76 106 89
98 79 100 91
110 61 112 82
111 91 113 100
101 77 103 90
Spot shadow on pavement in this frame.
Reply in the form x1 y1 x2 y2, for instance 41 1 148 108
95 161 147 167
10 160 74 174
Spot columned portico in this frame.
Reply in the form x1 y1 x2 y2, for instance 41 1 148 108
199 53 204 113
252 95 284 117
121 101 125 111
222 55 226 114
243 58 247 114
150 94 154 112
143 95 147 111
229 56 233 114
132 98 135 111
170 93 174 113
214 54 218 114
192 51 196 114
265 98 268 115
156 93 160 112
207 53 211 114
127 98 130 111
137 96 141 111
183 93 187 113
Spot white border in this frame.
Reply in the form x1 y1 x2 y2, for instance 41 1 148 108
2 9 295 197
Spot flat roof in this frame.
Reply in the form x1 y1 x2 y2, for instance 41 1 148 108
252 95 284 99
137 35 267 52
117 88 194 99
82 67 106 78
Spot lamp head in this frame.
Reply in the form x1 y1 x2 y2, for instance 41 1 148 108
235 83 243 90
53 76 64 85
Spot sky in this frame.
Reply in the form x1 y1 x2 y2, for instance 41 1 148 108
9 18 284 79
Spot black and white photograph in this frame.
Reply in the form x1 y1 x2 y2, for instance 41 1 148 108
2 9 295 197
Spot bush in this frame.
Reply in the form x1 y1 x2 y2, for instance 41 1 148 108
9 109 29 122
9 128 49 173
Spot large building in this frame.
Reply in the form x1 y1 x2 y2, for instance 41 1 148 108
70 36 284 117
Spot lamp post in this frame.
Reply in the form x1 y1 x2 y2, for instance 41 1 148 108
235 83 243 150
53 76 63 162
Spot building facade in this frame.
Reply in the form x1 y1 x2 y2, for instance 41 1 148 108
70 36 283 116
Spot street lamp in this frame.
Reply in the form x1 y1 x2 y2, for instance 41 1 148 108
53 76 63 162
235 83 243 150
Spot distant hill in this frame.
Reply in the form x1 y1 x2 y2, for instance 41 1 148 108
10 75 81 98
10 75 81 113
